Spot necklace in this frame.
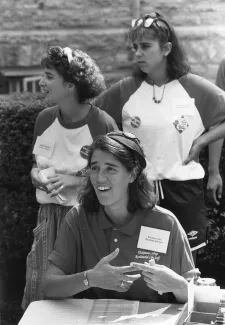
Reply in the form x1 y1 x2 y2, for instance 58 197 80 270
152 81 168 104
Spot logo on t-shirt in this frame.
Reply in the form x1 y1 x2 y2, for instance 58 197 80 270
80 145 91 159
173 115 189 133
131 116 141 128
187 230 198 240
135 250 161 263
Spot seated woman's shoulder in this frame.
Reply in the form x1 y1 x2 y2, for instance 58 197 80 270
65 204 86 223
144 206 187 236
145 205 179 225
64 204 97 232
153 205 177 217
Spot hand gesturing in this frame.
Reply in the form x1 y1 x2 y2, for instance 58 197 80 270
88 248 141 292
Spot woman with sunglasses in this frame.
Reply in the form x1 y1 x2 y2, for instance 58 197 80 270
44 131 195 303
22 46 118 310
93 12 225 260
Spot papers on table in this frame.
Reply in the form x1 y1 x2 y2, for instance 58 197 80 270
18 299 186 325
19 299 139 325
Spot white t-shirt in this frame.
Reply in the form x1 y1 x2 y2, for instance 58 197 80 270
32 104 117 206
94 73 225 181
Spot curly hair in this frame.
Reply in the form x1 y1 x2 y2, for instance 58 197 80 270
78 135 156 213
128 13 190 80
41 46 106 103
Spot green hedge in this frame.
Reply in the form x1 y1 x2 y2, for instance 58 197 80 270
0 93 49 321
1 92 225 323
0 93 49 263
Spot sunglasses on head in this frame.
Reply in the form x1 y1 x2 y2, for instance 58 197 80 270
132 12 170 38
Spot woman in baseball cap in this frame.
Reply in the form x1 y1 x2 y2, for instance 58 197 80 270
45 131 195 304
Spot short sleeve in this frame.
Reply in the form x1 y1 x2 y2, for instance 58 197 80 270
170 219 195 275
98 110 119 133
48 208 81 275
86 106 119 138
92 81 123 129
216 57 225 90
32 106 58 149
92 77 141 130
179 74 225 130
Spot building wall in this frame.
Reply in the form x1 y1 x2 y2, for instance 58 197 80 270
0 0 224 86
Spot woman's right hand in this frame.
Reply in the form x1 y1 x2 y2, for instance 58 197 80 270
31 167 48 191
88 248 141 292
130 262 187 295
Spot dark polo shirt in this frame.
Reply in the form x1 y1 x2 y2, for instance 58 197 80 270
48 204 194 303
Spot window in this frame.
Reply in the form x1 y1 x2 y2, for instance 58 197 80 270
0 66 42 94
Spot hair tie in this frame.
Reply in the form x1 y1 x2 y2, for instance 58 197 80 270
62 47 73 63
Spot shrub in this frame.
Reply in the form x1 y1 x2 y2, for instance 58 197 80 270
0 93 49 302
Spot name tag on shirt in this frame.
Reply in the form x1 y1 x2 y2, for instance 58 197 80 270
137 226 170 254
33 136 55 159
172 98 195 116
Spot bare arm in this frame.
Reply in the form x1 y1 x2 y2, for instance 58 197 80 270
199 122 225 147
172 279 188 303
44 249 141 298
130 262 189 303
183 122 225 165
44 263 89 298
207 140 223 205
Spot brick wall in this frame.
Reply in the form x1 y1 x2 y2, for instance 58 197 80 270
0 0 224 86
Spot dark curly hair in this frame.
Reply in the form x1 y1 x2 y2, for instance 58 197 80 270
128 13 190 80
41 46 106 103
78 135 156 213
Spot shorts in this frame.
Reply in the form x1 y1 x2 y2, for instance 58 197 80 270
21 203 72 310
159 178 207 251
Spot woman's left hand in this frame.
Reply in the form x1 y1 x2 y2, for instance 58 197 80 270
183 138 205 165
130 262 187 294
207 171 223 206
47 174 79 196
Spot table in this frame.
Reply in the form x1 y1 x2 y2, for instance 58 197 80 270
18 299 188 325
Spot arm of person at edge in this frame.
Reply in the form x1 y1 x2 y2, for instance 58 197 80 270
130 262 188 303
30 165 86 196
206 61 225 206
207 140 223 206
44 248 141 298
183 121 225 167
